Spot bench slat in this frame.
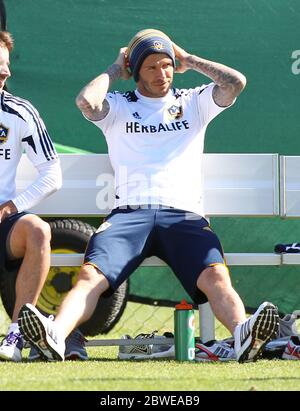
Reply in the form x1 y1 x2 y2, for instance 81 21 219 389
17 153 279 217
50 253 281 267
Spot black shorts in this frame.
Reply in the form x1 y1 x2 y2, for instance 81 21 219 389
84 205 226 304
0 212 28 271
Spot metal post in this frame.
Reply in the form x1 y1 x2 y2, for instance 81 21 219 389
198 302 215 343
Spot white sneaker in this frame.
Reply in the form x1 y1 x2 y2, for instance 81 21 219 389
234 301 279 363
18 304 65 361
282 336 300 360
195 339 236 362
28 328 88 361
0 332 24 362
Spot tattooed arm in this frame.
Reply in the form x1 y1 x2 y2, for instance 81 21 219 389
173 43 246 107
76 47 131 121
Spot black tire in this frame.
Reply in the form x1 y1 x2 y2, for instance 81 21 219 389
0 218 128 336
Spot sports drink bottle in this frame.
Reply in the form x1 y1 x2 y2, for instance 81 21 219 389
174 299 195 361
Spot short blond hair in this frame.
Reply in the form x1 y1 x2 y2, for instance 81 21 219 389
0 31 14 52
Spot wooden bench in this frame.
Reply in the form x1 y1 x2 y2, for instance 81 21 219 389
16 153 280 343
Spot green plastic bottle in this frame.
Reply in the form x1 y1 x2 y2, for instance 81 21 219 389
174 299 195 361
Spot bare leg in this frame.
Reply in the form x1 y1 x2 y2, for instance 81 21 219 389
8 215 51 322
54 264 109 339
197 265 246 334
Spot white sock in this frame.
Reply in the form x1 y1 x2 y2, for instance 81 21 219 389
7 323 20 334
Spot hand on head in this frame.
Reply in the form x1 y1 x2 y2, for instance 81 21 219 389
114 47 132 80
126 29 176 82
172 42 190 74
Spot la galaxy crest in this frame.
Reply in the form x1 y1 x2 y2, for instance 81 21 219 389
0 123 9 144
153 40 163 50
166 104 183 120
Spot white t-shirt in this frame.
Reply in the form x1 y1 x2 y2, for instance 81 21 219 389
0 90 60 209
92 83 233 216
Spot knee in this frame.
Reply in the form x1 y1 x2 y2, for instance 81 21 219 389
77 264 109 291
77 265 97 282
197 264 231 293
25 217 51 246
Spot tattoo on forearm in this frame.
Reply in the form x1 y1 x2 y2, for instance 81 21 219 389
96 99 110 121
186 55 241 88
77 93 110 121
105 64 122 85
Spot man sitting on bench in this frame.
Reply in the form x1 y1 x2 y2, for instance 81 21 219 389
18 29 279 363
0 31 61 362
0 31 87 362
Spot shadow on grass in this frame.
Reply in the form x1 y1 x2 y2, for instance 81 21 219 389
22 357 174 363
229 377 300 381
66 376 180 382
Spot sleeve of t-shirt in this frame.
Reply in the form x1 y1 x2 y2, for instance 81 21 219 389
194 82 235 126
21 107 58 166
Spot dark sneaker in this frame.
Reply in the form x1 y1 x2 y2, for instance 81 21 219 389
118 331 175 360
28 328 88 361
234 301 279 363
262 337 290 359
28 345 42 361
64 329 88 360
0 331 24 362
18 303 65 362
